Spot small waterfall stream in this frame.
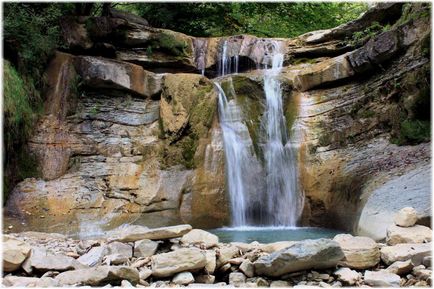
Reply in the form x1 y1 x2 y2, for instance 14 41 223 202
216 40 302 227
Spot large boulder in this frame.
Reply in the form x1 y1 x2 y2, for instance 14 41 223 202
180 229 219 248
2 236 31 272
151 248 207 278
333 234 380 269
253 239 344 277
380 243 431 265
394 207 418 227
386 224 432 245
55 266 139 286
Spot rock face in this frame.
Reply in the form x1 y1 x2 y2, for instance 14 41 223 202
394 207 418 227
386 224 432 245
333 234 380 269
151 248 207 277
2 237 31 272
253 239 344 277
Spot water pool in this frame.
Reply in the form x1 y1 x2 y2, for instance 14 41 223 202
209 226 343 243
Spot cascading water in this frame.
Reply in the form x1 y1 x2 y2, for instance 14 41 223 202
216 39 302 227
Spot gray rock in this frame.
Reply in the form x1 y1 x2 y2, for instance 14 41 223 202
22 247 86 274
55 265 139 286
172 272 195 285
334 267 360 285
134 239 159 258
363 270 400 287
107 241 133 258
229 272 246 286
2 276 58 287
385 259 413 275
151 247 206 278
121 279 134 287
381 243 431 265
386 224 432 245
78 246 108 267
139 267 152 281
254 239 344 277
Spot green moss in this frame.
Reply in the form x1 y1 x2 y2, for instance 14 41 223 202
358 109 375 118
151 32 189 57
284 91 299 137
392 119 431 145
291 58 319 65
346 21 383 46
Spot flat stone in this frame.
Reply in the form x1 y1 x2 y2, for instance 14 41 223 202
151 247 206 278
115 224 192 242
181 229 219 249
363 270 400 287
217 245 239 267
2 276 58 287
386 224 432 245
381 243 431 265
394 207 418 227
334 267 360 285
134 239 159 258
107 241 133 258
259 241 296 253
385 260 413 275
254 239 344 277
333 234 380 269
2 236 31 272
78 246 108 267
55 265 139 286
172 272 195 285
22 247 86 274
270 280 290 287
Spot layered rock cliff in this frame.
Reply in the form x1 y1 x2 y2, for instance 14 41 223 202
4 3 431 239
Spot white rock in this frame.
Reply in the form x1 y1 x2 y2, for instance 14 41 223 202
364 270 400 287
381 243 431 265
385 259 413 275
334 267 360 285
2 236 31 272
239 259 254 278
2 276 58 287
386 224 432 245
172 272 195 285
394 207 418 227
22 247 86 274
107 242 132 258
333 234 380 269
151 247 206 277
270 280 290 287
134 239 158 258
55 266 139 286
114 224 192 242
259 241 296 253
229 272 246 286
181 229 219 248
78 246 108 267
121 280 134 287
139 267 152 280
216 245 239 267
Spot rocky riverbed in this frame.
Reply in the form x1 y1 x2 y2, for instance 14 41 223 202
3 207 432 287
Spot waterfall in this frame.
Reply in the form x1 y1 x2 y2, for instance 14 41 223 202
216 40 301 227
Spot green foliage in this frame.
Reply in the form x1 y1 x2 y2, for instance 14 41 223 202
346 21 384 46
151 33 188 57
392 120 431 145
128 2 367 38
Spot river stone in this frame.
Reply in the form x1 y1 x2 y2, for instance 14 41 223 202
239 259 255 278
55 265 139 286
3 236 31 272
107 241 133 258
139 267 152 280
260 241 297 253
2 276 58 287
380 243 431 265
270 280 290 287
386 224 432 245
229 272 246 286
195 274 216 284
363 270 400 287
385 259 413 275
334 267 360 285
115 224 192 242
394 207 418 227
205 250 217 273
172 272 195 285
151 247 206 278
22 247 86 274
216 245 240 267
254 239 344 277
180 229 219 248
134 239 159 257
78 246 109 267
333 234 380 269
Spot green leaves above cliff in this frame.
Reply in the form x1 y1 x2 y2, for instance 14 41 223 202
128 2 368 38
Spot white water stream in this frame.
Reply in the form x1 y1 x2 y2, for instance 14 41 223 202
216 40 302 227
